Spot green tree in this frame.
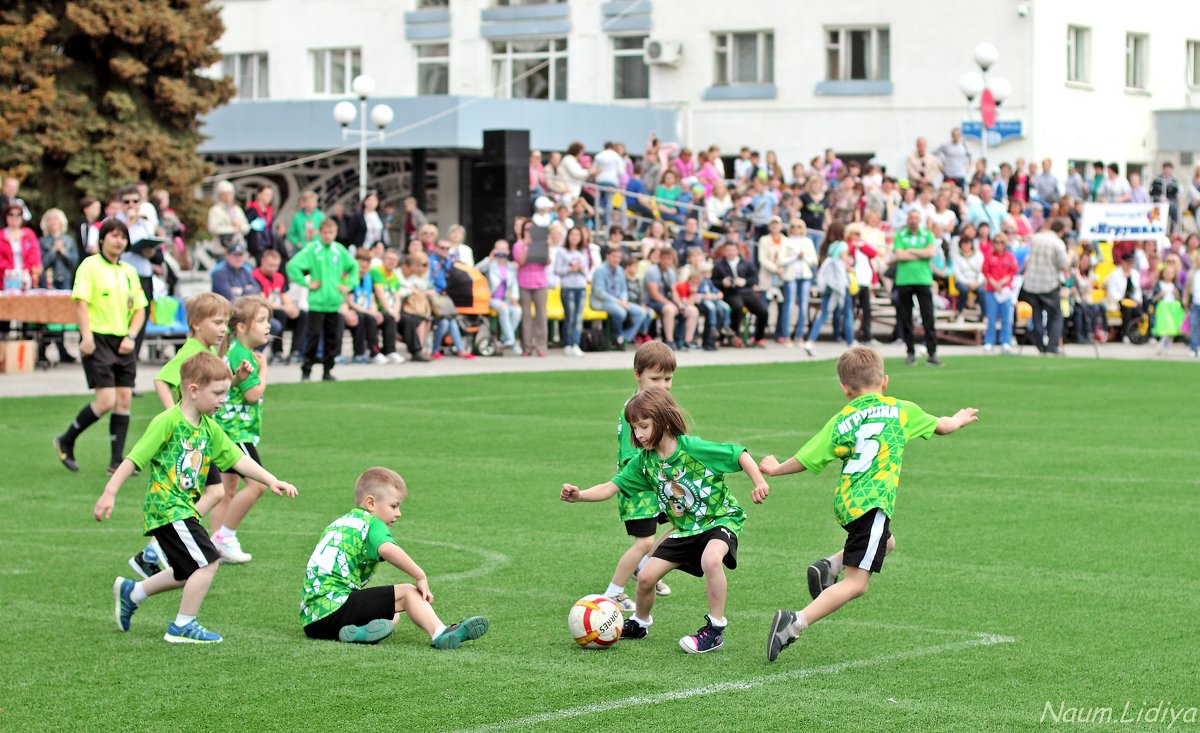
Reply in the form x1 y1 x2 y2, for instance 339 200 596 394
0 0 232 228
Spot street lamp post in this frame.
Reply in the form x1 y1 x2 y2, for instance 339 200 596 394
958 43 1010 174
333 75 395 203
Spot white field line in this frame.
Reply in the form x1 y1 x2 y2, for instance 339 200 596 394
450 632 1017 733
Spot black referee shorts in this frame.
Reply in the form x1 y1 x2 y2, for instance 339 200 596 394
82 333 136 389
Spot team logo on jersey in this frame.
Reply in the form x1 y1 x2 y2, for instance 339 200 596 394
177 436 208 491
656 466 697 518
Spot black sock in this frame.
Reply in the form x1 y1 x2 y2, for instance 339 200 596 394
61 405 100 444
109 413 130 466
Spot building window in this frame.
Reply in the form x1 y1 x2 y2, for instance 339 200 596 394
494 0 564 5
491 39 568 101
613 36 649 100
311 48 362 95
1066 26 1090 83
221 52 268 100
417 44 449 95
825 27 889 81
1188 41 1200 89
713 31 774 86
1125 33 1148 90
417 0 448 6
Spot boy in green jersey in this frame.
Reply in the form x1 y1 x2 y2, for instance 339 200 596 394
563 389 771 654
210 296 274 564
603 341 677 612
94 352 297 644
760 346 978 662
286 217 356 382
300 467 489 648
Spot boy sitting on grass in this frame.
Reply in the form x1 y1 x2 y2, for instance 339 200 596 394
300 467 490 648
95 352 297 644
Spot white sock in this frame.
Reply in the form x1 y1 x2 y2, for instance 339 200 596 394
605 582 625 597
632 615 652 628
216 526 235 539
708 615 728 628
432 624 447 639
790 612 809 636
130 582 147 604
826 553 844 576
174 614 196 627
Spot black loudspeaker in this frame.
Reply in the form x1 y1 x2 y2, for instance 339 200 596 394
470 129 530 253
483 129 530 163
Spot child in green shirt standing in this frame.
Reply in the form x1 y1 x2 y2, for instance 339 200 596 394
300 467 489 648
95 352 297 644
286 218 356 382
760 346 977 662
209 296 274 563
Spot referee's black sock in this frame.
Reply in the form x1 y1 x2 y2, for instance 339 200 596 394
109 413 130 466
61 404 100 444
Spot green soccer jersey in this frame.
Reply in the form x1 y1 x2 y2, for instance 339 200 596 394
613 435 747 538
795 393 938 527
154 338 212 403
616 396 659 521
126 406 242 534
215 339 262 445
300 508 395 625
369 266 402 312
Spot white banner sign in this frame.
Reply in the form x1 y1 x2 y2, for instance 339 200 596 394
1078 203 1170 242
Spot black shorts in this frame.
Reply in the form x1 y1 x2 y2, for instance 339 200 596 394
624 513 668 538
82 333 136 389
651 526 739 577
303 586 396 640
236 442 261 467
149 517 221 582
842 508 892 574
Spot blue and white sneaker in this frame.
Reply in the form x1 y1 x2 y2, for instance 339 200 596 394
164 620 223 644
431 616 489 649
113 577 138 631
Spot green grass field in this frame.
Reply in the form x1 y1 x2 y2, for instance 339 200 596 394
2 357 1196 732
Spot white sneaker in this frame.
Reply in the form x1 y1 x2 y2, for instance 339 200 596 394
371 353 389 365
1001 344 1013 354
606 592 636 612
386 351 406 364
212 534 251 564
654 580 672 597
983 344 994 353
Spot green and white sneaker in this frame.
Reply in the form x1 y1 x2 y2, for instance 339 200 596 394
431 616 489 649
338 619 396 644
164 620 223 644
767 609 800 662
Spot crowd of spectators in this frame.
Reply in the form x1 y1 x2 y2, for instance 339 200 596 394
5 131 1200 366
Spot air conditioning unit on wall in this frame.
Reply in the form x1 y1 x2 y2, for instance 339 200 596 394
643 39 681 66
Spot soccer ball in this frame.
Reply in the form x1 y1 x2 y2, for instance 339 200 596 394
568 594 623 648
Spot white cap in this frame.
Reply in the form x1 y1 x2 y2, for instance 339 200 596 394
535 196 554 210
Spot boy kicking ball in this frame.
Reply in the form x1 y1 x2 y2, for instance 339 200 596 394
300 467 489 648
759 346 977 662
94 352 298 644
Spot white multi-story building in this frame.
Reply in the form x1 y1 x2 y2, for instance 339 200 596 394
205 0 1200 225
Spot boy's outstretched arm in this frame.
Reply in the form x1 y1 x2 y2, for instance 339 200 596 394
759 455 808 478
378 542 433 602
560 481 620 503
230 455 298 497
94 459 137 520
739 451 770 504
936 407 980 435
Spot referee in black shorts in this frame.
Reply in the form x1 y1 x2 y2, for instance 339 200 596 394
53 218 148 473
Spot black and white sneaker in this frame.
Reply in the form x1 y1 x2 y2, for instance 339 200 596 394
767 609 799 662
620 618 648 640
806 557 836 599
680 617 724 654
128 551 157 580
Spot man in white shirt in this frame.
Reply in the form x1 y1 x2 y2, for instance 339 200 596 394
1096 164 1132 203
591 141 624 228
1104 251 1143 340
906 137 941 192
934 128 971 188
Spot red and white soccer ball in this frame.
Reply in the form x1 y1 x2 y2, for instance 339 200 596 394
568 594 623 649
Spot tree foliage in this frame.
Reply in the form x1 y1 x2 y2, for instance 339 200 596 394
0 0 232 227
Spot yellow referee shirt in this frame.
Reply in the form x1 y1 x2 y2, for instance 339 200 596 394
71 254 148 336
